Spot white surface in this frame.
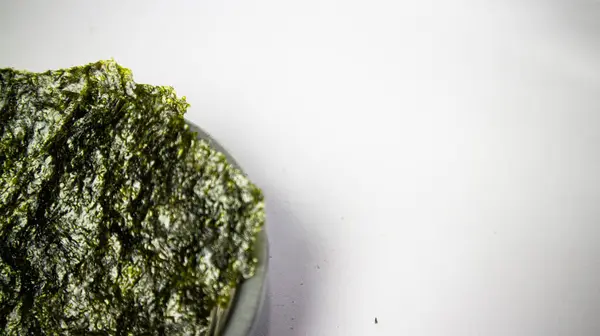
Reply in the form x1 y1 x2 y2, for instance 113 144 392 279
2 1 600 335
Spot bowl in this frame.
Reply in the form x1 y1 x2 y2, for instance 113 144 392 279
187 121 269 336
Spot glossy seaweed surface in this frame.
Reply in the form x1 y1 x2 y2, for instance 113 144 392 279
0 61 264 335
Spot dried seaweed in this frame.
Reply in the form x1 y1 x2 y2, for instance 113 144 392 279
0 60 264 335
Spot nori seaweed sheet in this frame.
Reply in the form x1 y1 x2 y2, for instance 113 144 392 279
0 60 264 335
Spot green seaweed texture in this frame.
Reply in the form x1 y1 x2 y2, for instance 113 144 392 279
0 60 264 335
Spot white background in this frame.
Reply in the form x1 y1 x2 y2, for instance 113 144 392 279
2 1 600 335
